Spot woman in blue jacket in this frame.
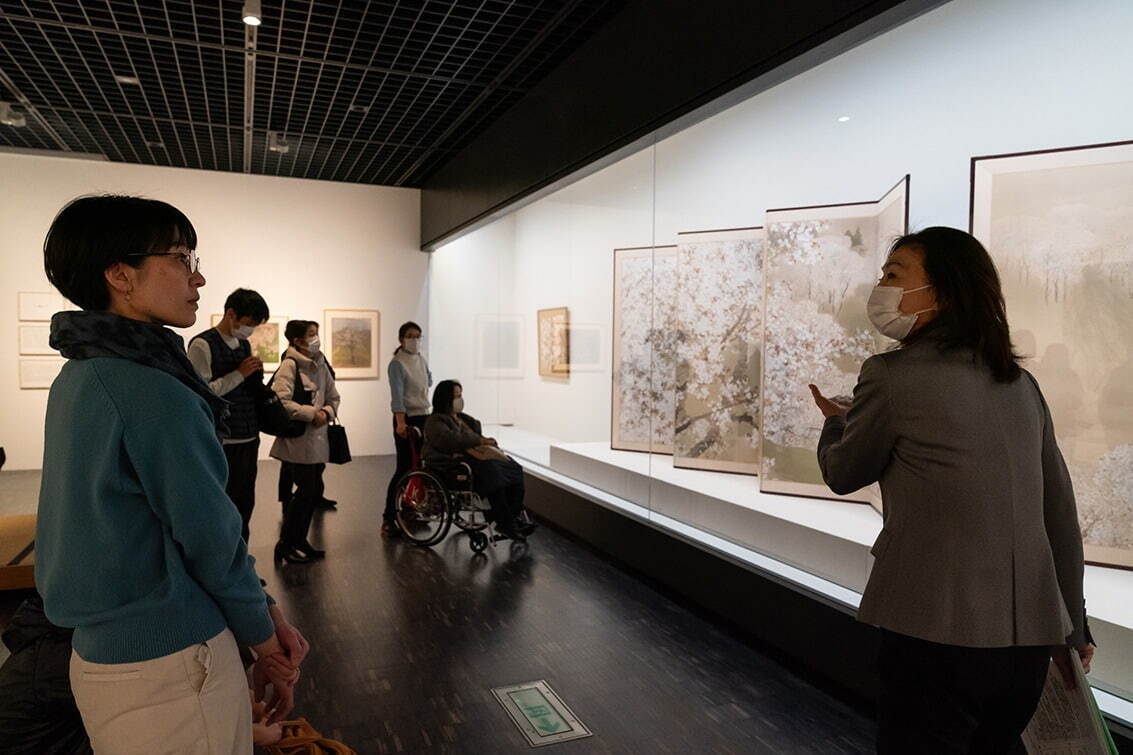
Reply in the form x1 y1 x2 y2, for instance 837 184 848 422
37 195 308 753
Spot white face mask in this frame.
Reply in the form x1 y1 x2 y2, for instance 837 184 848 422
233 323 256 340
452 397 464 414
403 337 420 354
305 336 321 355
867 284 936 340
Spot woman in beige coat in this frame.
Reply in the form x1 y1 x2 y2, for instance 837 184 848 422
270 320 341 564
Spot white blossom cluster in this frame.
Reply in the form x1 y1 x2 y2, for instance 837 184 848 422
1072 445 1133 550
761 219 878 476
614 251 679 448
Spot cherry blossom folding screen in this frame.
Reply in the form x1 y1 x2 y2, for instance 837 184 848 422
972 141 1133 570
759 177 909 503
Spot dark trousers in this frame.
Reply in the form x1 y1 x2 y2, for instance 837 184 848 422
468 456 525 527
280 462 326 509
223 438 260 542
279 462 324 547
384 414 428 523
877 629 1050 755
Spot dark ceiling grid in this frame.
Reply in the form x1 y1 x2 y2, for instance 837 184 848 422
0 0 626 186
364 0 518 186
0 14 93 153
355 0 496 185
333 0 433 185
386 0 578 186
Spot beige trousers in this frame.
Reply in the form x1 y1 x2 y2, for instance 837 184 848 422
70 628 252 754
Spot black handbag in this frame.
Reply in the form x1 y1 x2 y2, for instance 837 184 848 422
258 358 309 439
327 418 351 465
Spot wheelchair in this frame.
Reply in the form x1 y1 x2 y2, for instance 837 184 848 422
392 428 529 553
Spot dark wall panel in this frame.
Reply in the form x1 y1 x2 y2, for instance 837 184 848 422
420 0 944 248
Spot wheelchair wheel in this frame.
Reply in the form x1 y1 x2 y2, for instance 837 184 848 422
452 492 489 533
394 471 451 546
469 531 488 554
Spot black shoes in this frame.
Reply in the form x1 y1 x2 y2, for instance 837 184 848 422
296 540 326 559
274 541 312 564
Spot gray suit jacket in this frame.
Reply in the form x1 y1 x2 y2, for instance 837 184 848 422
818 335 1086 647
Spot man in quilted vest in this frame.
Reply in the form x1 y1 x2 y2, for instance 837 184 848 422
189 288 270 542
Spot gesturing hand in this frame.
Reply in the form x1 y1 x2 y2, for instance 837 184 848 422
808 384 850 418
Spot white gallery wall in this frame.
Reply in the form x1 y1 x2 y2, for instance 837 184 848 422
430 0 1133 446
0 152 424 470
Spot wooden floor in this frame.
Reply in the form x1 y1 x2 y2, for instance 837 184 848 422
1 456 876 753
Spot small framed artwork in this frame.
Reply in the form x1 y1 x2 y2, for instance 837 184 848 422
210 314 288 372
324 309 381 380
475 314 524 379
537 307 571 378
566 323 604 372
19 358 65 389
18 292 62 322
18 325 55 355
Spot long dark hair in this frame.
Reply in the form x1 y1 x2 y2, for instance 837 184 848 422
394 320 422 355
894 227 1020 383
432 379 462 415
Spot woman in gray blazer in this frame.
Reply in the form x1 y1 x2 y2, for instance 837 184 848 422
810 227 1094 754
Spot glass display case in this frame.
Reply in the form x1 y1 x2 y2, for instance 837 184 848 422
427 0 1133 713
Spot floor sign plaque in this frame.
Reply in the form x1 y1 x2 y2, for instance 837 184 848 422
491 680 593 747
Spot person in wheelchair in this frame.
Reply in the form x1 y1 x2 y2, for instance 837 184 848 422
423 380 536 539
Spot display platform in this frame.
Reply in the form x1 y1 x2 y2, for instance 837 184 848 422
486 424 1133 716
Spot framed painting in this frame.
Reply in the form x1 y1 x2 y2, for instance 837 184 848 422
760 176 909 503
566 323 604 372
210 314 288 373
972 140 1133 569
475 314 524 379
324 309 381 379
537 307 570 378
673 227 765 475
18 292 62 322
18 325 55 356
19 358 65 389
611 246 679 454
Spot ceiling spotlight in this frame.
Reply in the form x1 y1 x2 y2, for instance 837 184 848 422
268 130 290 154
114 74 141 85
242 0 262 26
146 140 165 149
0 102 27 128
349 104 370 114
837 115 851 123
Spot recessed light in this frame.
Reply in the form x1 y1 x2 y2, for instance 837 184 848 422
837 115 851 123
146 140 165 149
115 74 141 85
242 0 262 26
349 105 370 114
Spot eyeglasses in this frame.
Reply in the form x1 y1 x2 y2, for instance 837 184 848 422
126 250 200 274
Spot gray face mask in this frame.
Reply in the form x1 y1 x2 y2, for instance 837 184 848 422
452 397 464 414
233 324 256 340
402 337 420 354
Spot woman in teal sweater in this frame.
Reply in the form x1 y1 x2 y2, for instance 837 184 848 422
37 195 308 753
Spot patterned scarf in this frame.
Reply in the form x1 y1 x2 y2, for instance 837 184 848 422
50 310 229 428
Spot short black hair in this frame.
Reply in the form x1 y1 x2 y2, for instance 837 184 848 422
893 227 1021 383
285 319 313 346
44 195 198 310
223 288 269 323
432 379 463 415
